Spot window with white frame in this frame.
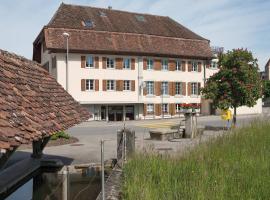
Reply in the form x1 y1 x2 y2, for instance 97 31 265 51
191 61 198 72
162 104 169 113
86 55 94 68
147 104 154 113
106 58 115 68
175 82 182 95
147 59 154 70
211 61 218 69
161 82 168 95
107 80 115 90
175 104 181 113
123 58 131 69
176 60 181 71
86 79 94 91
191 82 199 95
162 59 168 70
124 80 131 91
146 81 154 95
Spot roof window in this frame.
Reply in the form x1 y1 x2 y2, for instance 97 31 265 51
99 11 107 17
82 20 94 28
135 15 146 22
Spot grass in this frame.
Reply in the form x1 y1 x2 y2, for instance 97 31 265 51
122 121 270 200
50 131 70 140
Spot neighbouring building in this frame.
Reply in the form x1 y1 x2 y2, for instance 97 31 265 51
0 49 89 169
264 58 270 80
33 3 262 121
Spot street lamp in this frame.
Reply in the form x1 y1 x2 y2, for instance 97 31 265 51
63 32 70 92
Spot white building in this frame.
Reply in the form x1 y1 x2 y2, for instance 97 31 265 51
33 3 262 121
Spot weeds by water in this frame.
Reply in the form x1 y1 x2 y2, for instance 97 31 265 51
122 121 270 200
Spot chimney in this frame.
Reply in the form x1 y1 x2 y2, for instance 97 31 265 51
108 6 112 10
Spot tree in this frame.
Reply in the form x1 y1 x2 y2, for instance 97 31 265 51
201 49 262 126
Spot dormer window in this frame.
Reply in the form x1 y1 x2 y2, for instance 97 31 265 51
99 11 107 17
82 20 94 28
135 15 146 22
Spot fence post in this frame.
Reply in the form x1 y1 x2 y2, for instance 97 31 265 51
101 140 105 200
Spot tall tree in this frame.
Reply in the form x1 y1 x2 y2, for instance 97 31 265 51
202 49 262 125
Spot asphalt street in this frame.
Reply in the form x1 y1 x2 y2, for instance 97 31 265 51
8 113 266 166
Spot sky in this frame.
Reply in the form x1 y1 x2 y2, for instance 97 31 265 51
0 0 269 70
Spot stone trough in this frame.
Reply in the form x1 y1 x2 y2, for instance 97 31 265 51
149 127 184 141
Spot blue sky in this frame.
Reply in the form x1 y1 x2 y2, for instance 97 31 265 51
0 0 269 69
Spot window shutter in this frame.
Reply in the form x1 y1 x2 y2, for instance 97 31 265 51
154 59 161 70
81 56 86 68
155 104 161 116
143 58 147 70
198 62 202 72
198 82 201 95
116 80 121 91
143 104 147 116
188 82 191 96
94 57 99 69
131 80 135 91
182 61 186 71
182 82 186 95
169 82 173 96
169 60 175 71
172 82 175 96
170 104 176 116
81 79 86 91
103 80 106 91
102 57 106 69
131 58 135 70
155 82 161 96
116 58 123 70
188 61 192 72
95 79 99 91
119 80 124 91
143 86 147 96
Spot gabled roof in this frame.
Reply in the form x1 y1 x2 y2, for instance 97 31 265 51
47 3 206 41
0 49 90 154
34 3 212 59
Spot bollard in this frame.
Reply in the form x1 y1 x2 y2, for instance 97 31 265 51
184 113 197 138
62 167 68 200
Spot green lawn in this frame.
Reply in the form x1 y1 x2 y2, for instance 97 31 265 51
122 121 270 200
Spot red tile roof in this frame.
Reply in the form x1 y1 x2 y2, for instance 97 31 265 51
34 3 212 59
44 27 212 59
0 49 90 153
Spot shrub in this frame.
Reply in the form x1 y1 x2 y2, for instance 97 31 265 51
50 131 70 140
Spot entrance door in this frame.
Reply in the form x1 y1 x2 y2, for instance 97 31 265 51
108 106 123 121
101 106 106 120
125 105 134 120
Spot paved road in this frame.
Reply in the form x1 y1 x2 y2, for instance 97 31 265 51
9 114 266 166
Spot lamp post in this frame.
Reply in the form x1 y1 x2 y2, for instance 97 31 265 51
63 32 70 92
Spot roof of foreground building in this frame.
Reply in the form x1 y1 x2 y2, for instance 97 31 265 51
33 3 212 59
0 49 90 154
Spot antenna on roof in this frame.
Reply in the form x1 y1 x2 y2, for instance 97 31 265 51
108 6 112 10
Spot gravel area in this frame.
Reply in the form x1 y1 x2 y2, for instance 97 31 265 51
18 137 79 150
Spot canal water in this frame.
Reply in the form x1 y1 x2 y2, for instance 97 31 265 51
5 167 108 200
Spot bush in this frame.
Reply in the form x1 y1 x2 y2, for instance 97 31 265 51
50 131 70 140
122 121 270 200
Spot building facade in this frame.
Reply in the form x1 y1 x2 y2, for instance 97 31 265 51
33 3 261 121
